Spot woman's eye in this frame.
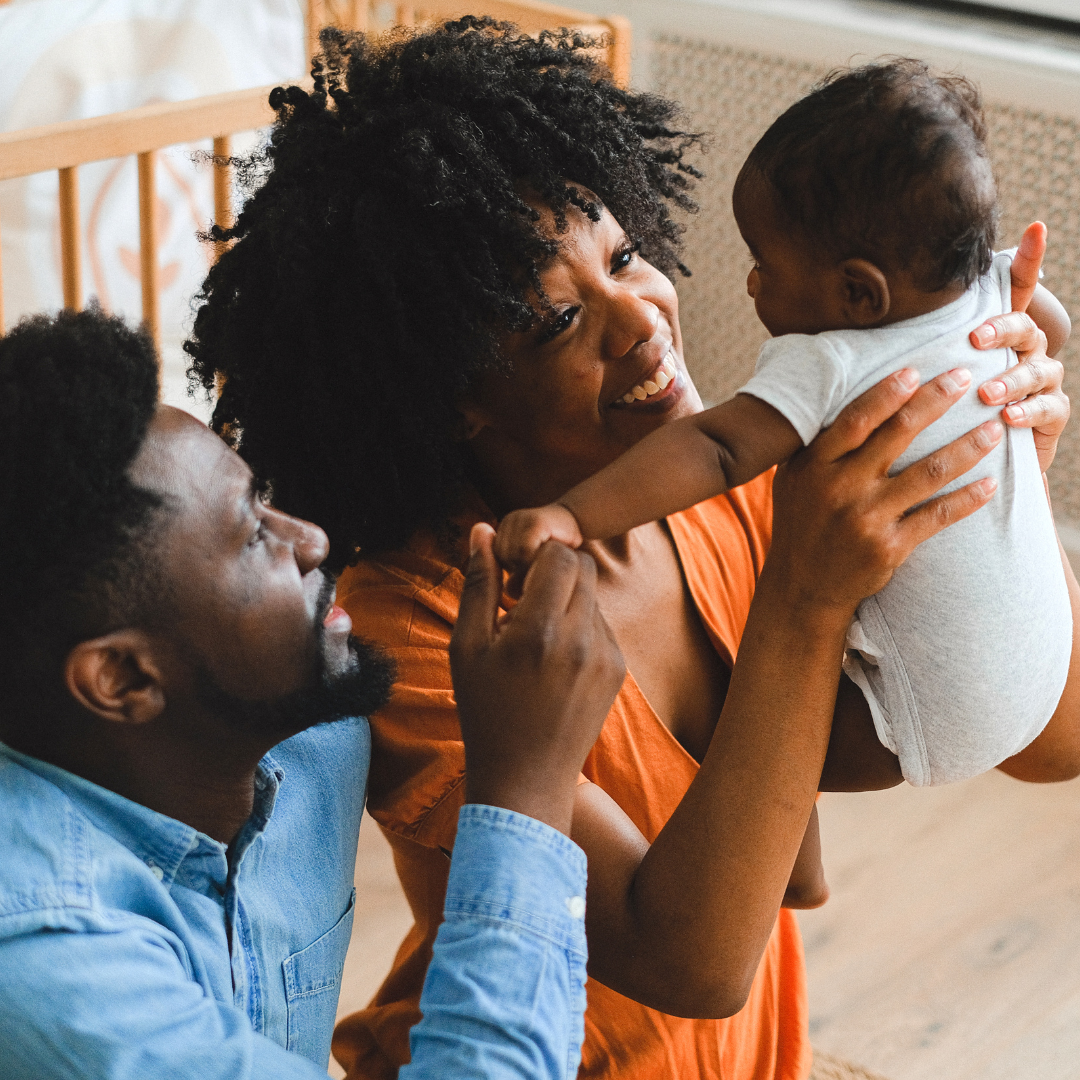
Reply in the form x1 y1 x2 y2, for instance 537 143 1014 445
539 306 579 342
612 241 641 273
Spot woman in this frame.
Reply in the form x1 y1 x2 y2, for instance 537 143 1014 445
186 20 1078 1079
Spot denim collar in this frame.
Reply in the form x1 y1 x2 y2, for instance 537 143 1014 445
0 742 283 888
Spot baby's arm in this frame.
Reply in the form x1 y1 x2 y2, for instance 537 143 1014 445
496 396 802 570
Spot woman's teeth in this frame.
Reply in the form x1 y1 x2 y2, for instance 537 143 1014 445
622 355 677 405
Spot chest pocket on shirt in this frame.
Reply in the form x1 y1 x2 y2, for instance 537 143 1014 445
284 888 356 1066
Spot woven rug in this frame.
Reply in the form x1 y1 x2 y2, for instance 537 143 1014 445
810 1048 892 1080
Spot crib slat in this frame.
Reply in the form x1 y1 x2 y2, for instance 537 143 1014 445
137 150 160 351
212 135 232 263
0 211 5 337
58 166 81 311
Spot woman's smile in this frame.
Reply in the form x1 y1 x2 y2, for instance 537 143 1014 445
613 350 682 409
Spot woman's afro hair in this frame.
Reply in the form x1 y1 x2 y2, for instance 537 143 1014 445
185 17 703 571
0 306 161 709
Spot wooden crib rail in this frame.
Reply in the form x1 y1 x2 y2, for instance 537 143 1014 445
0 2 630 344
0 86 275 343
307 0 631 87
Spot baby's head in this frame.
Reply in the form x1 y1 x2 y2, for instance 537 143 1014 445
732 59 998 336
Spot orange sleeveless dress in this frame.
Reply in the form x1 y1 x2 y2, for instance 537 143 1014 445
332 474 811 1080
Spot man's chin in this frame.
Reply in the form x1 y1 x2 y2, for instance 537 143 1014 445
198 635 396 740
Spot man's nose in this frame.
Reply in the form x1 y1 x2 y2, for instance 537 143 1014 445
746 268 758 298
269 507 330 574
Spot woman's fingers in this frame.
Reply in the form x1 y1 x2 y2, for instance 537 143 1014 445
813 367 920 461
888 419 1002 513
970 310 1041 354
863 368 973 471
1009 221 1046 314
899 475 998 549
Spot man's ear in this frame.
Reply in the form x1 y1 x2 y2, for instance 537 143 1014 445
838 259 891 327
64 630 167 725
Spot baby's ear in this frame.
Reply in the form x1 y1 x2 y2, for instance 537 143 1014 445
837 259 890 327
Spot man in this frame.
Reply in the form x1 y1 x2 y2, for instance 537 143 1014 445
0 307 625 1079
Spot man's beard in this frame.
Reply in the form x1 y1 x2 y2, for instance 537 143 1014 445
194 578 396 739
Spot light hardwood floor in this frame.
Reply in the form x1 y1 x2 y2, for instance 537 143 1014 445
332 772 1080 1080
801 772 1080 1080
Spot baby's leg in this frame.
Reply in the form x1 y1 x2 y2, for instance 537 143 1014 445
819 674 904 791
782 804 828 909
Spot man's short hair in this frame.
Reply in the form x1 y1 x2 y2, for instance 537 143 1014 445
0 306 162 713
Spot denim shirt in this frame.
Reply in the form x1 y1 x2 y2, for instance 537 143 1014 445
0 723 587 1079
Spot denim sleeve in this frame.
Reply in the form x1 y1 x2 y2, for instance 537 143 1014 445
0 926 329 1080
401 805 589 1080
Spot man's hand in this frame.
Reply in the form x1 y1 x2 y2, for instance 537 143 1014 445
450 523 625 835
495 504 584 579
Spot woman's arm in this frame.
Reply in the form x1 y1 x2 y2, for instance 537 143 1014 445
571 367 1002 1017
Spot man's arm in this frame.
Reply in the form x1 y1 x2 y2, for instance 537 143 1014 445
398 527 623 1079
401 807 588 1080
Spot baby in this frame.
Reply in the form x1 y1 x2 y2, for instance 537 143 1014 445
497 59 1073 788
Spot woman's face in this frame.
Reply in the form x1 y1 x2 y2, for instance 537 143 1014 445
464 200 703 510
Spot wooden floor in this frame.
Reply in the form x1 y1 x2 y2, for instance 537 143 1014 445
801 772 1080 1080
332 773 1080 1079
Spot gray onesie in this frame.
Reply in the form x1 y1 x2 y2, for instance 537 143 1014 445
739 252 1072 786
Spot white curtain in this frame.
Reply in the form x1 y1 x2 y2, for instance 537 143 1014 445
0 0 306 415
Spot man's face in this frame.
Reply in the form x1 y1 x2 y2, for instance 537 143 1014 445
131 407 391 738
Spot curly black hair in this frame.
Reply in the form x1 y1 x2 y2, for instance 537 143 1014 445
185 18 702 570
0 306 162 719
737 58 997 292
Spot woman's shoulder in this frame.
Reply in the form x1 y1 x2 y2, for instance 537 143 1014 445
668 471 774 564
337 544 465 647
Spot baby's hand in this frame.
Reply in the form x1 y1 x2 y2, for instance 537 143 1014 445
495 504 584 574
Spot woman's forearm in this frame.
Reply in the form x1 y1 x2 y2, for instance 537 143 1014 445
583 571 851 1017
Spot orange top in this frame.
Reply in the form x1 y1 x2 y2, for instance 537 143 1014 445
332 474 811 1080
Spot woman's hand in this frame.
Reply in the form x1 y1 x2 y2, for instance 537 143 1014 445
768 366 1002 617
972 222 1070 473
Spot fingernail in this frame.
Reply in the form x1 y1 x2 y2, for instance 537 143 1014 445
978 477 998 496
980 420 1004 443
895 368 919 391
942 368 971 394
469 524 482 556
983 380 1008 404
972 324 997 346
1005 404 1026 422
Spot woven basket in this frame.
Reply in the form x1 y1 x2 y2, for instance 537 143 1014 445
810 1048 891 1080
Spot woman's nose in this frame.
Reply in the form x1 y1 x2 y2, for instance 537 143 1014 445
605 288 660 358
